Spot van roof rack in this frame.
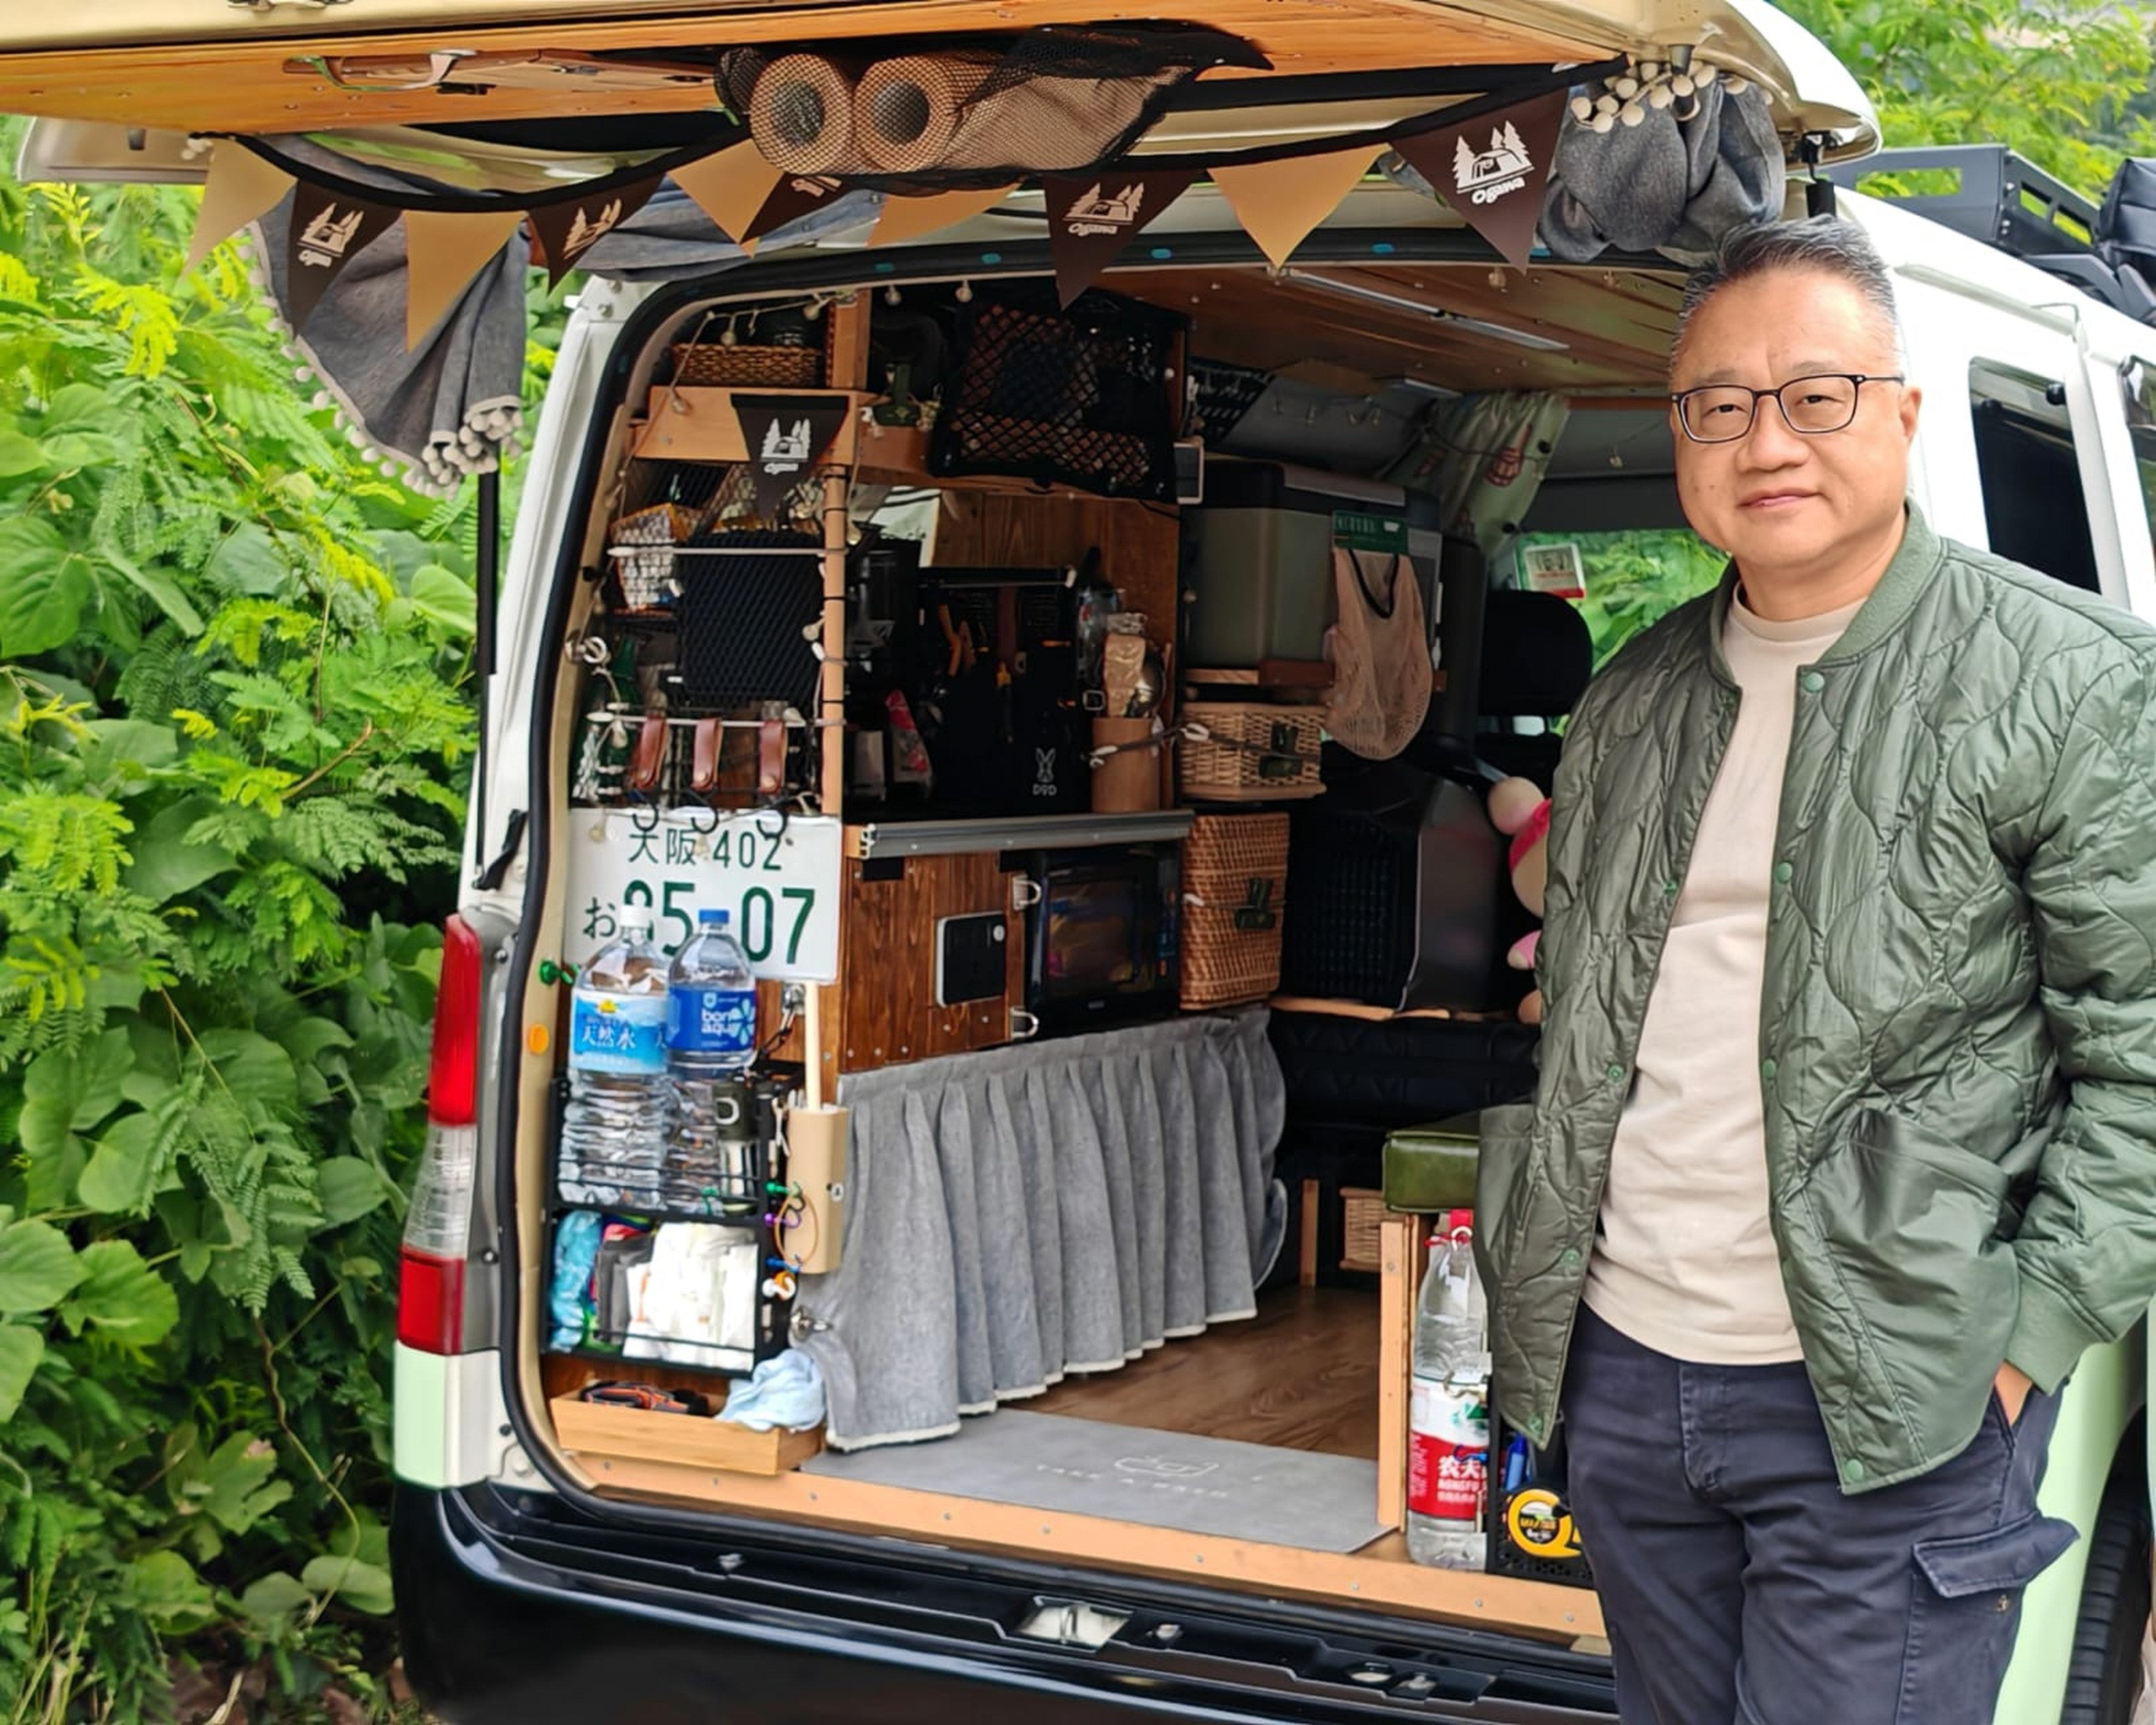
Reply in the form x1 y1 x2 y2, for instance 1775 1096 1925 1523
1825 144 2097 261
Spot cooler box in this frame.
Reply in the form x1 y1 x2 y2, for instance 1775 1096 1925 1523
1181 461 1441 669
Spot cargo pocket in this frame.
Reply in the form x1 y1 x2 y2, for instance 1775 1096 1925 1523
1895 1512 2079 1724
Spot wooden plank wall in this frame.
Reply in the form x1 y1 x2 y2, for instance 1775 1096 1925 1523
836 852 1022 1074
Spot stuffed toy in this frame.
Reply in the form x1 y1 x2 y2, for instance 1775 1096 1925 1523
1488 776 1552 1026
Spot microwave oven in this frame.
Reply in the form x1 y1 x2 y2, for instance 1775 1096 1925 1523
1006 844 1180 1038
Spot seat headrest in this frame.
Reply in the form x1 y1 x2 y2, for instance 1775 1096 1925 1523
1479 587 1594 719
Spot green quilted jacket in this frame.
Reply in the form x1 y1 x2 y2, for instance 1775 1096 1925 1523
1478 505 2156 1492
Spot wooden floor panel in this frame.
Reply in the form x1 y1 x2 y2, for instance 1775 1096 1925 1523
1024 1285 1379 1460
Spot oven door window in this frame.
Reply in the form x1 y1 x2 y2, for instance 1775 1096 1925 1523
1045 876 1142 995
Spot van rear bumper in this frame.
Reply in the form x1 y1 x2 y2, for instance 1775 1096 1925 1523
392 1482 1616 1723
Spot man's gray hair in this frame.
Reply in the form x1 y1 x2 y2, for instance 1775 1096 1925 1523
1673 216 1905 370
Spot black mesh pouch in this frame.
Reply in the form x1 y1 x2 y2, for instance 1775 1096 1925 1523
927 284 1187 500
674 529 823 713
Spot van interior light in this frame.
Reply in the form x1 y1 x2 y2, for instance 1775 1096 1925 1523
1285 269 1571 352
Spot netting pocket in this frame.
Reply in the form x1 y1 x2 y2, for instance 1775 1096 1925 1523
674 529 824 713
926 285 1186 499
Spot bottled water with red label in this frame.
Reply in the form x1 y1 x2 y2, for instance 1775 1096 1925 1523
664 909 758 1212
558 906 671 1202
1407 1210 1491 1569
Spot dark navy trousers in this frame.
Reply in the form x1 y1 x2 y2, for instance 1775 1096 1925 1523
1560 1303 2079 1725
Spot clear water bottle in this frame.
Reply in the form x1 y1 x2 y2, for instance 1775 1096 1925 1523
1407 1209 1491 1569
664 909 759 1212
558 906 671 1204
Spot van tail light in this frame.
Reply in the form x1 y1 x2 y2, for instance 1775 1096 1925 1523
401 916 483 1355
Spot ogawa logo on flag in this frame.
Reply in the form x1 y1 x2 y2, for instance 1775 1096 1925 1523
1452 121 1534 206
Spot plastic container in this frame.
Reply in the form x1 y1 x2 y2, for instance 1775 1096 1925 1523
1406 1209 1491 1569
665 909 760 1213
558 907 672 1204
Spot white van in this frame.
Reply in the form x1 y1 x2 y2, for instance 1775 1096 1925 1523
11 5 2152 1720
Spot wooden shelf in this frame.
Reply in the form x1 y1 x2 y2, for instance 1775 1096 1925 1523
855 420 1181 504
846 809 1195 860
630 386 873 467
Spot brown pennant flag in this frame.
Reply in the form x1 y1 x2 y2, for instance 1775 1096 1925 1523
1212 144 1382 270
872 185 1019 249
670 142 786 249
1394 91 1567 267
732 392 852 521
285 182 399 332
403 209 524 349
1041 171 1196 307
184 143 296 276
528 175 661 288
743 172 845 246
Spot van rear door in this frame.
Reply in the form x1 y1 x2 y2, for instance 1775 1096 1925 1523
2 0 1873 161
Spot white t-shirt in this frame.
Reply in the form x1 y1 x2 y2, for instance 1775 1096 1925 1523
1581 593 1863 1365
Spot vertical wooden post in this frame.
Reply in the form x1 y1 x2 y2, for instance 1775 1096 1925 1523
1376 1212 1430 1531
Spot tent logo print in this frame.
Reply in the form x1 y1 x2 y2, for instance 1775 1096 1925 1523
1032 747 1061 796
760 417 815 471
1453 121 1533 205
297 205 366 268
1064 182 1145 237
563 198 625 258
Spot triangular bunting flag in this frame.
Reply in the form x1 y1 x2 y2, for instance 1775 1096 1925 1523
285 182 399 332
184 143 295 276
744 172 846 245
1042 171 1196 307
1395 92 1567 267
403 209 524 349
670 143 786 251
871 185 1019 249
1212 144 1383 270
732 392 852 520
528 175 661 288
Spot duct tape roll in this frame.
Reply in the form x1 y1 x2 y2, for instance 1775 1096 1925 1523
855 51 1001 173
785 1102 849 1276
750 54 857 175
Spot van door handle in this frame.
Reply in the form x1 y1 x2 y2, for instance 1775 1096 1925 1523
287 51 474 91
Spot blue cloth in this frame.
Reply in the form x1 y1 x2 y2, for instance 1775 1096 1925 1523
717 1350 826 1432
548 1210 604 1350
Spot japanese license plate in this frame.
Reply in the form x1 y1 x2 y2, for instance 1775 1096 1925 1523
563 808 842 982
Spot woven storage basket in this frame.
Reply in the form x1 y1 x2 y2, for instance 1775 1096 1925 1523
1180 810 1289 1010
1339 1188 1387 1273
1179 701 1324 803
668 324 829 389
607 502 698 612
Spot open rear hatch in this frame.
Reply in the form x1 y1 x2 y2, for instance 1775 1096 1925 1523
7 0 1873 158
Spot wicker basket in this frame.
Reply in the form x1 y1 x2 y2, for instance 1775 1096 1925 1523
1180 810 1289 1010
669 326 828 389
1178 702 1325 803
607 502 698 612
1340 1187 1387 1273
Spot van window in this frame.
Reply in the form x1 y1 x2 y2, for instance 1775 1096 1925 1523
2120 360 2156 559
1969 362 2101 593
1510 527 1725 665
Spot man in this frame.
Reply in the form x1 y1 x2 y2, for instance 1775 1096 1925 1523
1476 215 2156 1723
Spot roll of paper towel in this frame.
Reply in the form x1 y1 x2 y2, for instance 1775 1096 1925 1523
750 54 857 175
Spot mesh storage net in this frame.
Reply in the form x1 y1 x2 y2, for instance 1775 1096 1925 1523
926 284 1186 500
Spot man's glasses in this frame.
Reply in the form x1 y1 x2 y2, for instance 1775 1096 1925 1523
1670 373 1905 444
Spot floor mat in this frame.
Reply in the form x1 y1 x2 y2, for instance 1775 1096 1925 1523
802 1410 1388 1553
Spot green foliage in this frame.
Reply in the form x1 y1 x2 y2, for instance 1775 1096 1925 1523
1513 528 1728 668
0 123 490 1723
1786 0 2156 197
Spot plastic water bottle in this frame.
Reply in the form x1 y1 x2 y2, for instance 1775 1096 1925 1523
1407 1209 1491 1569
665 909 759 1212
558 906 671 1202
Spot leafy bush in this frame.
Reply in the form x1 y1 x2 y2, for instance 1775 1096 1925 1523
0 145 490 1720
